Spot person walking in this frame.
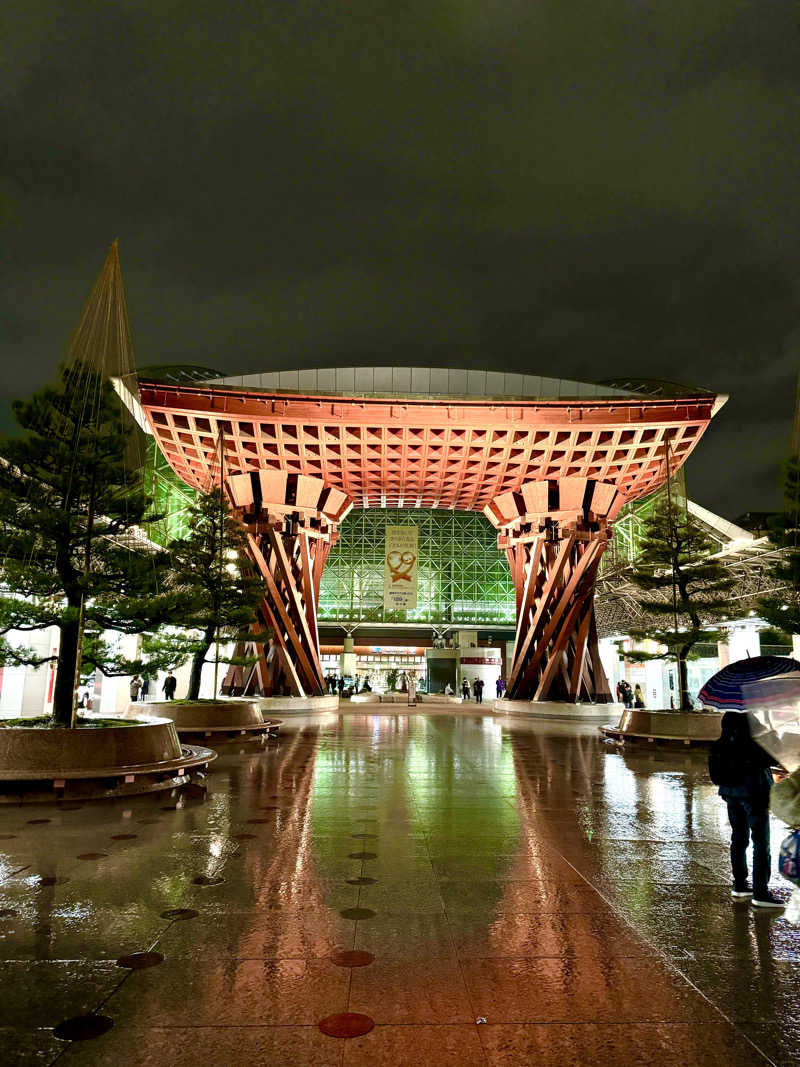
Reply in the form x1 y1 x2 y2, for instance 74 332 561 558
140 676 150 702
620 680 633 709
162 670 177 701
337 676 345 698
129 675 142 702
616 681 624 704
496 676 505 698
711 711 782 906
474 678 484 704
633 683 646 709
461 679 470 701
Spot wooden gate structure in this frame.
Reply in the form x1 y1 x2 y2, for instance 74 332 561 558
137 378 723 700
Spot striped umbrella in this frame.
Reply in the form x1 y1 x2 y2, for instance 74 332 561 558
698 655 800 712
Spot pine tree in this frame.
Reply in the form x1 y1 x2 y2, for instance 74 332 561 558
165 488 266 700
628 500 734 710
758 456 800 634
0 366 180 726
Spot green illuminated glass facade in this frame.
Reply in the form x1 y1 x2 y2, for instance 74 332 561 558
319 508 516 626
143 438 198 545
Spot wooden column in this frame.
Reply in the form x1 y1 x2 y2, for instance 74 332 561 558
505 526 612 702
226 472 352 699
486 478 622 705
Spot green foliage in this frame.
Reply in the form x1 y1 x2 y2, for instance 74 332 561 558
759 457 800 634
627 498 734 709
0 365 180 726
165 488 266 699
385 667 399 691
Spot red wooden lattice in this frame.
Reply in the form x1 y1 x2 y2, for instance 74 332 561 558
138 382 721 701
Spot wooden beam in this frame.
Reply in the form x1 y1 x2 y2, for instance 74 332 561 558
530 546 605 701
568 607 593 702
246 533 309 696
508 533 575 693
511 534 597 696
264 524 324 692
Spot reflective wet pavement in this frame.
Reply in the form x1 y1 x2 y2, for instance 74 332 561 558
0 711 798 1065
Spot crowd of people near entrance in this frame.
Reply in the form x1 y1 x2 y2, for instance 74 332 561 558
128 671 177 702
324 674 372 696
616 679 646 708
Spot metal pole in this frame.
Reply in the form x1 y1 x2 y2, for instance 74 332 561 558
213 427 224 698
664 437 682 701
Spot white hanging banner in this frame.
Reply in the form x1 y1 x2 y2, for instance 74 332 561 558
383 525 418 612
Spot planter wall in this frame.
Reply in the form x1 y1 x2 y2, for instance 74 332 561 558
609 708 723 742
144 700 265 731
257 695 339 714
0 715 183 779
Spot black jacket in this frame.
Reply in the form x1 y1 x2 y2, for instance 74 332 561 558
717 711 774 801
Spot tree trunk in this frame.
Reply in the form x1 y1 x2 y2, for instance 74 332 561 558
52 620 80 727
187 627 215 700
678 652 692 711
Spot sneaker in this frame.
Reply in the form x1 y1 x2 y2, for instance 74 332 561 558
731 885 751 899
751 892 784 908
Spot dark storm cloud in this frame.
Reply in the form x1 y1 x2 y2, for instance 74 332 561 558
2 1 799 517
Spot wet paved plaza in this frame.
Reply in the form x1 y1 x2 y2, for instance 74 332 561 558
0 709 798 1066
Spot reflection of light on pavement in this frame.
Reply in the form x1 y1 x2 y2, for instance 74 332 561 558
603 752 637 810
482 718 503 743
645 774 687 837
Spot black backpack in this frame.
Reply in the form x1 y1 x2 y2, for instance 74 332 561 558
708 735 746 787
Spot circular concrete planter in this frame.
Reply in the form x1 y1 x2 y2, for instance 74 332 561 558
494 698 613 722
0 713 215 803
257 694 339 716
420 694 464 705
144 699 280 739
600 708 723 746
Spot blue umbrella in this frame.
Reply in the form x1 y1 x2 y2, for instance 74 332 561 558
698 655 800 712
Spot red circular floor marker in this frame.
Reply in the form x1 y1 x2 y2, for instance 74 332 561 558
318 1012 374 1038
160 908 198 920
53 1014 113 1041
116 951 164 970
330 949 374 967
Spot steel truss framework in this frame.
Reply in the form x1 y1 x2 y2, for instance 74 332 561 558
595 538 790 638
320 508 515 625
138 380 720 700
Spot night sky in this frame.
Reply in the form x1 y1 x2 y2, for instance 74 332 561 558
2 3 799 519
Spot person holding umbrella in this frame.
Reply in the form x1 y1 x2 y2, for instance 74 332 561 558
700 656 791 908
710 712 781 906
